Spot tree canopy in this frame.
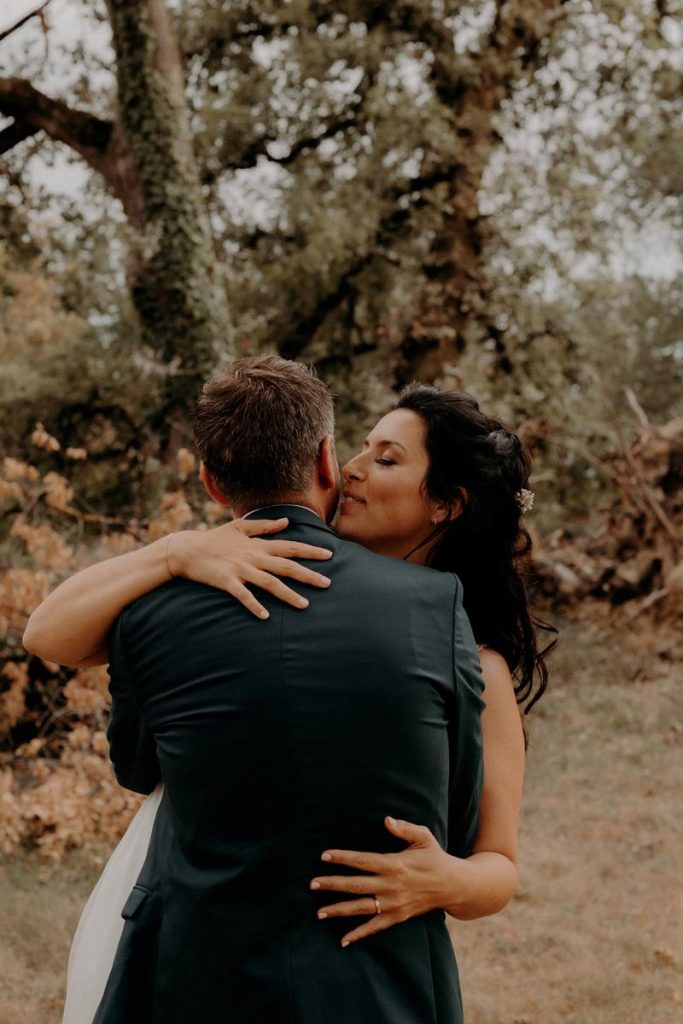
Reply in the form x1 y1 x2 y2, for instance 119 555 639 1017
1 0 681 519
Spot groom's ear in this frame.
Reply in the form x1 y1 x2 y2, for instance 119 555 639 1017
199 462 231 506
317 435 338 491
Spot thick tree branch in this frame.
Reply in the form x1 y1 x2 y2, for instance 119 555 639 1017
0 77 112 168
279 250 374 362
0 77 146 225
204 111 362 183
278 161 461 360
261 113 362 168
0 119 39 156
203 65 377 182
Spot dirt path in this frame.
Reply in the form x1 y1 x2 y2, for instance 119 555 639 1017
1 621 680 1023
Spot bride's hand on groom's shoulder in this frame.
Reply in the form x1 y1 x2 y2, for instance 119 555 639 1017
310 817 458 948
165 518 333 619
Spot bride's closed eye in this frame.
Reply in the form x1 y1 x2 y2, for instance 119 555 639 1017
376 459 396 466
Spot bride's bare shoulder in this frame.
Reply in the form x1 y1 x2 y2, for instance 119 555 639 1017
476 645 516 697
477 643 505 664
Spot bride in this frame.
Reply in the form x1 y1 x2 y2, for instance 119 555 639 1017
23 383 555 1023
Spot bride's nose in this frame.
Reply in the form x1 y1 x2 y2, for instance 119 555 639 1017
342 454 365 481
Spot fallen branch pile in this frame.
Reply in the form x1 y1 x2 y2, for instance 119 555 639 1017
532 399 682 633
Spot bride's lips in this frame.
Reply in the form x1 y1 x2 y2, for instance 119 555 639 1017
340 491 365 512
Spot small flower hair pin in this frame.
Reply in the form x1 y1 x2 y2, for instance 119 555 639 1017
516 488 535 514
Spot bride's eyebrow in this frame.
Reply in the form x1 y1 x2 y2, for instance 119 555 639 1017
364 438 407 452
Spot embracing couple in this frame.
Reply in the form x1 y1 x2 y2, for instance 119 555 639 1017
24 354 551 1023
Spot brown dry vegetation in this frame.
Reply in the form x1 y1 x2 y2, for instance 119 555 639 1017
0 440 211 859
1 619 680 1024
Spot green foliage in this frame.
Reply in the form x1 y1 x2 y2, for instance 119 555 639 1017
0 1 680 528
454 0 683 524
0 209 168 515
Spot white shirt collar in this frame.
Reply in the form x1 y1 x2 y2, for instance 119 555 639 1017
242 504 323 522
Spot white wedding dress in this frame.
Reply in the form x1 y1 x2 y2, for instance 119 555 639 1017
62 783 164 1024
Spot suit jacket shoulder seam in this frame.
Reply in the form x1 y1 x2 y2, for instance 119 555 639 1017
450 573 460 695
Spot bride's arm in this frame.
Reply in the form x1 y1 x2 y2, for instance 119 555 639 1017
22 519 333 668
435 647 524 919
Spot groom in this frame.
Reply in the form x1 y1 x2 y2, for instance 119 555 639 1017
95 354 485 1023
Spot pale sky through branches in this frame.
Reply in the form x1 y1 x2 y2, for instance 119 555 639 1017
1 0 681 289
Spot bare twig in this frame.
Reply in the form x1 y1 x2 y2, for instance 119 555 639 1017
624 586 669 620
48 502 145 534
625 387 650 428
618 439 679 545
0 0 52 44
583 371 679 550
607 387 678 546
16 485 144 536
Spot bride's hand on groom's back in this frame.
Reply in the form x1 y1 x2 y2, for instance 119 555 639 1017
310 817 457 948
166 518 333 620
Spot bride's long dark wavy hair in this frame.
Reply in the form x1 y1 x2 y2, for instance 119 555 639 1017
396 384 557 738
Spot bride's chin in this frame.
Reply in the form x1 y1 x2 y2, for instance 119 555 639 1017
335 519 352 539
334 513 358 540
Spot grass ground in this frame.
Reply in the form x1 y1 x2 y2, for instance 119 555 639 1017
1 619 681 1023
453 619 683 1023
0 853 99 1023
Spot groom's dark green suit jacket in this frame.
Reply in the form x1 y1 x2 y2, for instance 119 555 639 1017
94 505 486 1024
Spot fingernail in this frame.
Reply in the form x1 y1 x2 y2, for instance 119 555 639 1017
310 881 320 890
297 598 309 608
259 610 270 620
387 816 396 827
341 940 349 948
319 577 331 586
321 852 332 861
317 911 327 919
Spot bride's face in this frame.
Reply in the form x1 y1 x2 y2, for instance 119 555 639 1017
336 409 440 563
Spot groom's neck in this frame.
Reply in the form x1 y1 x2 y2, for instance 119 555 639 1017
236 490 327 522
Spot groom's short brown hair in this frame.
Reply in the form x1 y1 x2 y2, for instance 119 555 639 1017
192 354 335 507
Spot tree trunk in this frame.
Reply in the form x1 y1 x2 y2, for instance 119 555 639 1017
105 0 231 422
395 1 570 388
263 2 569 446
0 0 232 431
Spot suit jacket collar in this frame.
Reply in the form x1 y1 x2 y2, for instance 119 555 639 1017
242 503 336 537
